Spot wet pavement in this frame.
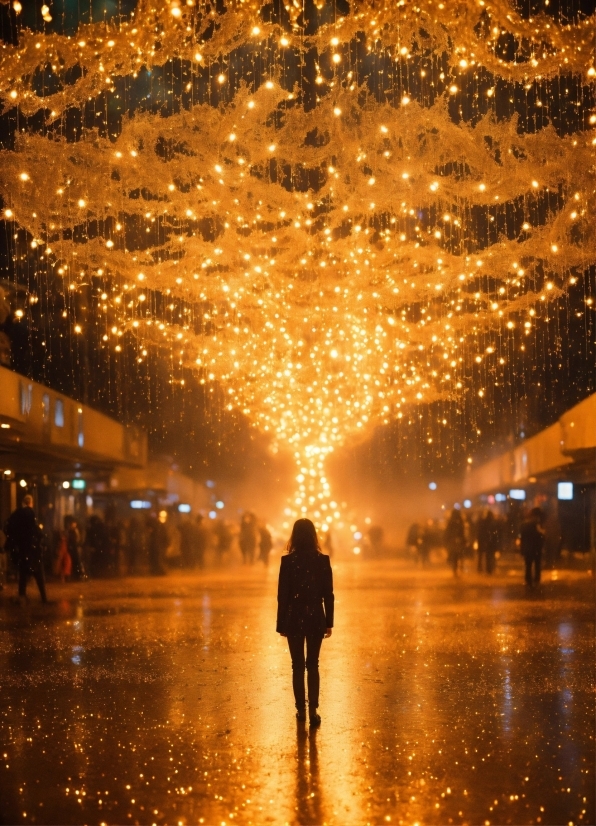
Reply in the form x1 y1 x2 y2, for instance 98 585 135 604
0 559 594 826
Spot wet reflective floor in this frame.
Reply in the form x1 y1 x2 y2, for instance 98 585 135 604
0 560 593 825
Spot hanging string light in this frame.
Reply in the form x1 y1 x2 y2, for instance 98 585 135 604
0 0 593 525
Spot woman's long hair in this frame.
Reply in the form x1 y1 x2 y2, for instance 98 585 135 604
287 518 321 555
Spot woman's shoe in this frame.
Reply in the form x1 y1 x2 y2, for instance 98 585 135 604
309 712 321 728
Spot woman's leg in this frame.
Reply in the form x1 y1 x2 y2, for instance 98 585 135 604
305 635 324 712
287 635 307 710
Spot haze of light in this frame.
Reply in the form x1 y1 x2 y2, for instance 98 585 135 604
0 0 594 523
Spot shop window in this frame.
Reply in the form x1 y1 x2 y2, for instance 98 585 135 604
19 382 32 416
41 393 50 422
54 398 64 428
77 408 84 447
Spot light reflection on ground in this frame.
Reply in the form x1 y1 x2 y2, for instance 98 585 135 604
0 560 593 825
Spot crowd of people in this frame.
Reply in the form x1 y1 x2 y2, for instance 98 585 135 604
407 505 552 585
0 491 573 604
0 498 275 603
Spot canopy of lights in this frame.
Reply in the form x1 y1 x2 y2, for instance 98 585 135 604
0 0 594 523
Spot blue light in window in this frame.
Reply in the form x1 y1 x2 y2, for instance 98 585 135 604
54 398 65 427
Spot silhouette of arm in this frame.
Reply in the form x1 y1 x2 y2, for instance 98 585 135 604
276 555 290 634
323 556 334 629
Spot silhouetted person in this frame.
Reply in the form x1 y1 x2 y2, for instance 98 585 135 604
193 514 208 569
477 510 499 574
147 514 167 576
258 524 273 566
53 528 71 581
239 512 258 564
520 507 545 586
65 516 85 580
277 518 334 727
214 519 233 562
419 520 433 567
5 494 47 603
543 507 562 569
86 514 110 577
444 508 465 576
126 515 144 575
406 522 421 557
178 518 195 568
107 518 125 576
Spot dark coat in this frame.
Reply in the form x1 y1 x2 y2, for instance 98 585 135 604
477 514 499 552
5 506 44 562
276 551 334 636
519 520 545 558
444 516 465 556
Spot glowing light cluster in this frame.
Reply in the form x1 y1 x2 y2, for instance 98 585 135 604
0 0 594 521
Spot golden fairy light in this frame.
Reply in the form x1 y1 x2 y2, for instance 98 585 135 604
0 0 594 524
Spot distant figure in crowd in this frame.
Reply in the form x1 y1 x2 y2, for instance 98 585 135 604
543 507 562 569
214 519 233 562
86 514 110 577
277 518 334 728
258 524 273 566
178 518 195 568
53 528 72 581
126 514 145 575
193 514 208 569
418 520 433 567
406 522 421 557
177 514 208 569
107 517 124 576
5 494 48 604
476 510 499 575
444 508 466 577
368 525 384 556
65 516 85 580
519 507 545 586
147 513 168 576
239 512 258 564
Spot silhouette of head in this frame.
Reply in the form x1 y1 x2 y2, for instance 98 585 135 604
287 518 320 554
22 494 33 508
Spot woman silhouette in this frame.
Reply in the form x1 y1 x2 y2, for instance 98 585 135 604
277 519 334 726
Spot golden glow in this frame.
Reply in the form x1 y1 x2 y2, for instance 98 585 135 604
0 1 593 523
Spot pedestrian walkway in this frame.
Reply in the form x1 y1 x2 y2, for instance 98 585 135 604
0 561 593 825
